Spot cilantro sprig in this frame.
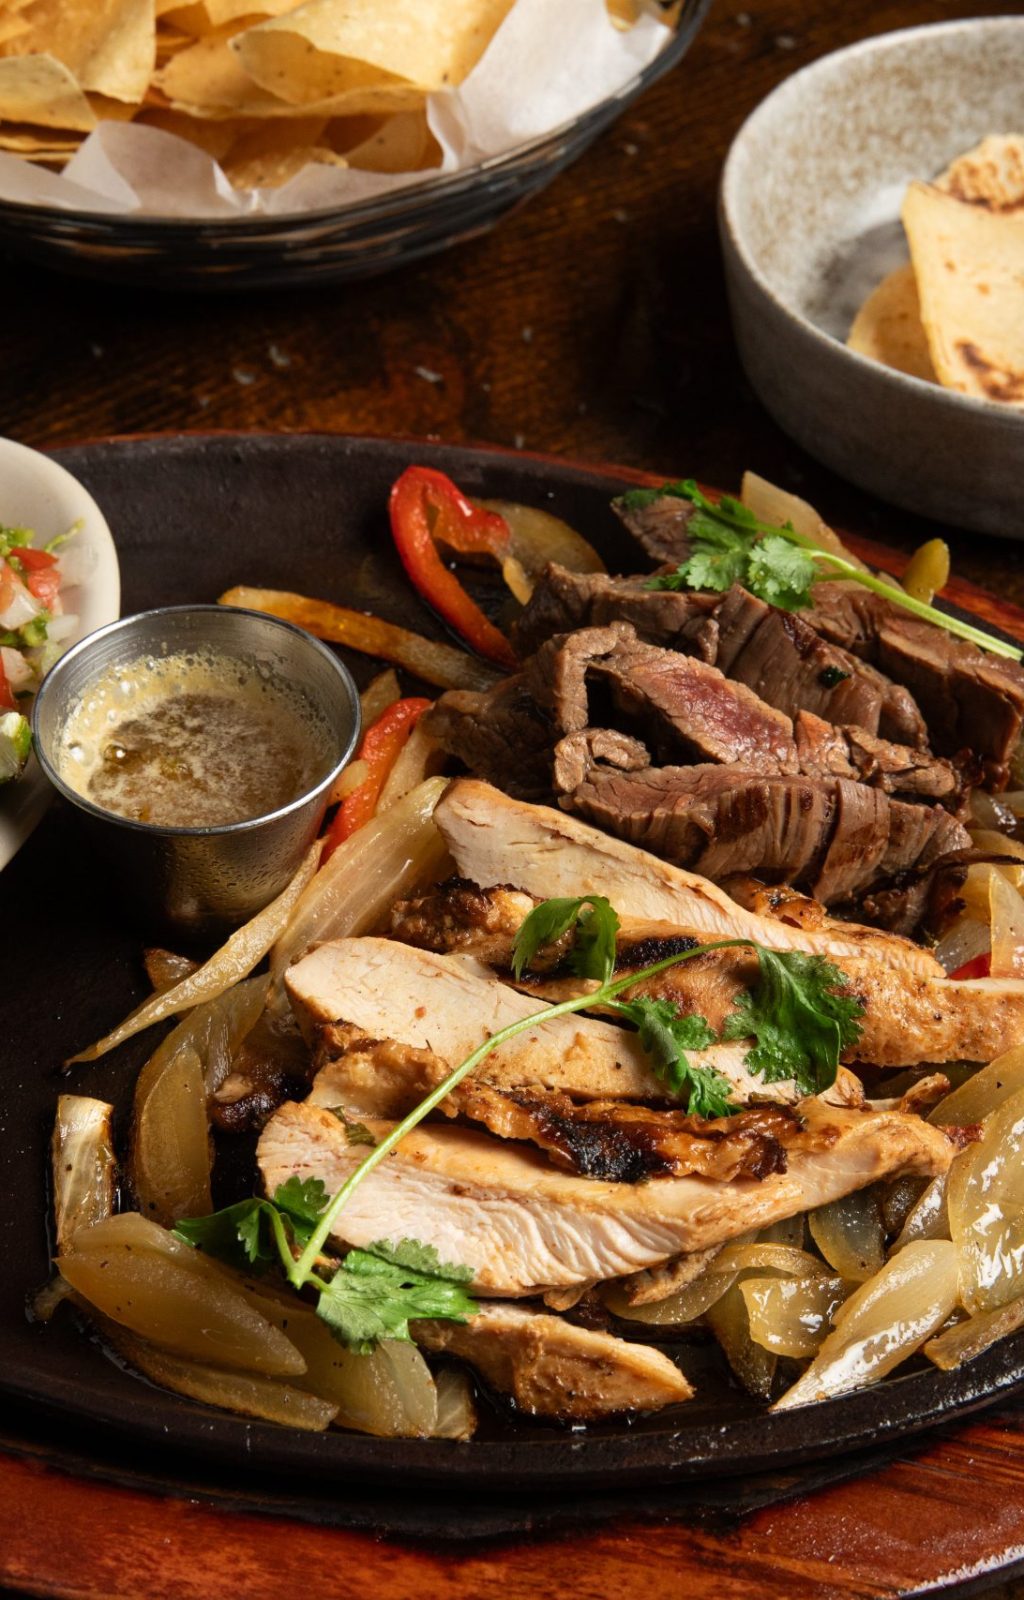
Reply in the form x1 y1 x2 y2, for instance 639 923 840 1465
174 896 863 1350
630 479 1021 661
175 1180 477 1355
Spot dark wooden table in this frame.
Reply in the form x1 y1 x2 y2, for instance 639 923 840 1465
4 2 1024 1595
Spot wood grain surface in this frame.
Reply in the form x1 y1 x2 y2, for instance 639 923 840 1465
4 1 1024 1596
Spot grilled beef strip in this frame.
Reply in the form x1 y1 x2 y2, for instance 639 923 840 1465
513 565 926 746
526 623 958 799
613 492 696 566
421 675 553 800
806 580 1024 785
557 758 971 905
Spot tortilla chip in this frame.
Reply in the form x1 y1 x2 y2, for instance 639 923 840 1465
902 179 1024 407
330 109 438 173
938 134 1024 212
7 0 155 103
203 0 296 24
134 103 245 156
0 53 96 131
223 118 346 186
847 262 936 382
234 0 513 107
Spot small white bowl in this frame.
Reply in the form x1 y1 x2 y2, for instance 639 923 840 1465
0 438 120 870
719 17 1024 539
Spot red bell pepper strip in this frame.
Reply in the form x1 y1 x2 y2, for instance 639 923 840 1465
388 466 518 672
949 953 992 981
0 653 14 712
324 696 432 858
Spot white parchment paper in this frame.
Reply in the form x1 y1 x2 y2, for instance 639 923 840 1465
0 0 669 219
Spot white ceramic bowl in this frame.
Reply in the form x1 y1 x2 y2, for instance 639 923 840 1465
720 17 1024 539
0 438 120 869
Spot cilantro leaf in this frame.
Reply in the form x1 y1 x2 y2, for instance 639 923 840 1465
511 894 619 983
721 949 864 1096
174 1177 330 1271
611 995 736 1118
328 1109 377 1147
315 1238 477 1355
174 1199 273 1270
746 534 817 610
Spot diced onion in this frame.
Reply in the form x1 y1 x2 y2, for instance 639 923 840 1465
0 570 40 629
808 1188 885 1283
68 843 319 1063
947 1084 1024 1313
270 776 449 985
772 1240 959 1409
58 1213 306 1376
741 1275 847 1358
925 1294 1024 1371
0 646 33 693
51 1095 115 1253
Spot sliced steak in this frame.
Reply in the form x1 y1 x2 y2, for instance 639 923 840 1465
513 564 720 660
612 491 696 565
514 566 928 748
422 676 553 800
529 624 955 798
711 585 929 748
558 760 971 905
809 580 1024 783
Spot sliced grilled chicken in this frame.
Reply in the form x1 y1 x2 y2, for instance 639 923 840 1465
433 779 942 976
308 1024 865 1123
617 1248 723 1308
257 1099 957 1295
288 938 795 1106
389 882 1024 1069
412 1302 693 1419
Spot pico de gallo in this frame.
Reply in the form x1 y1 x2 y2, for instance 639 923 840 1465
0 520 79 784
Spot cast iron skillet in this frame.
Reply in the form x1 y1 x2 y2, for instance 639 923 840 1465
2 432 1022 1497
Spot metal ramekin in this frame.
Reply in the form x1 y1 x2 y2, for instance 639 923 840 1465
32 605 360 939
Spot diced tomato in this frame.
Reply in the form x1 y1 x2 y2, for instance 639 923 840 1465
9 547 60 609
950 953 991 980
0 653 14 712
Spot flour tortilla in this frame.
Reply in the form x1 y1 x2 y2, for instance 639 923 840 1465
847 261 936 382
902 179 1024 408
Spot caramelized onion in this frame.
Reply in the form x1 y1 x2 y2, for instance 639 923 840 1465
602 1266 737 1326
947 1085 1024 1313
105 1324 335 1432
889 1173 950 1254
51 1095 115 1252
433 1367 478 1441
925 1295 1024 1371
716 1244 830 1279
929 1046 1024 1128
773 1241 959 1409
69 844 320 1064
989 872 1024 979
58 1213 306 1376
131 1045 211 1227
475 499 607 603
706 1280 777 1399
740 472 870 572
270 776 449 985
741 1275 847 1358
808 1188 885 1283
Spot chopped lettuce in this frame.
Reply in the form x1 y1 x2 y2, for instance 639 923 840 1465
0 711 31 784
